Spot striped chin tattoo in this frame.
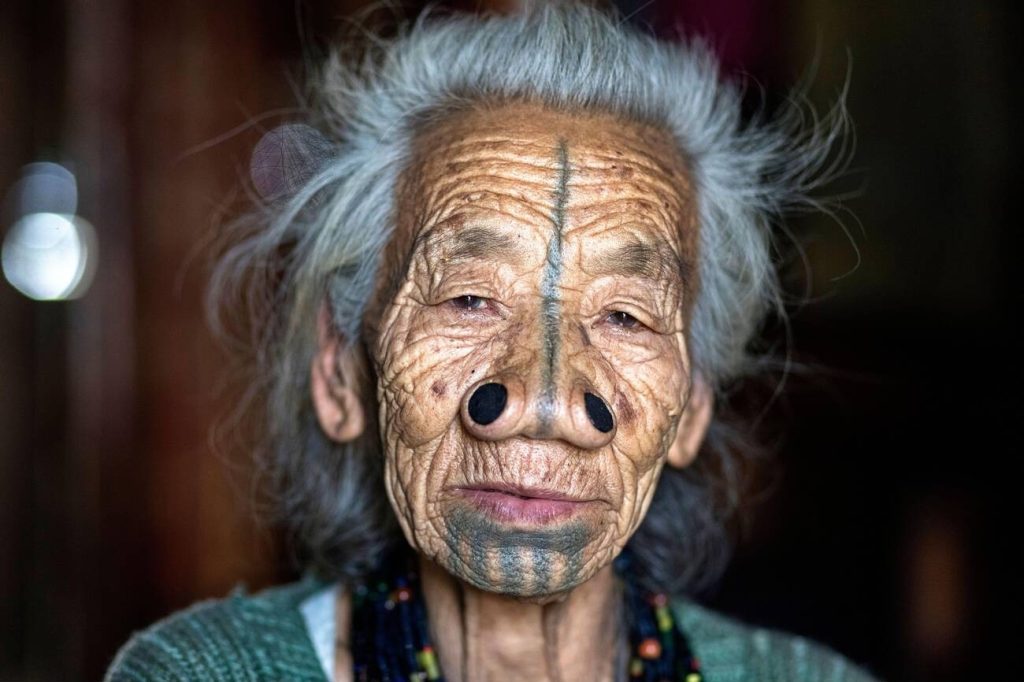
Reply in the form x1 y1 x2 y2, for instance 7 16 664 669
437 504 595 598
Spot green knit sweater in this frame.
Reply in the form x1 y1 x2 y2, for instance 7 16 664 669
105 577 880 681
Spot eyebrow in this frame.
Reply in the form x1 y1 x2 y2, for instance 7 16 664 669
432 225 525 264
587 238 689 285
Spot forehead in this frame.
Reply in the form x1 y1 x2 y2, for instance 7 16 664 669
390 102 697 289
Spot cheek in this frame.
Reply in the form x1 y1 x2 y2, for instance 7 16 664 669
374 297 504 451
376 335 467 450
580 347 687 542
609 343 689 469
376 303 455 444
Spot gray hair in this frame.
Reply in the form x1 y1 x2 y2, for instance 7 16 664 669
209 3 847 595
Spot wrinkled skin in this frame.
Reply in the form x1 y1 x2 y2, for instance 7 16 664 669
383 107 699 598
313 102 713 679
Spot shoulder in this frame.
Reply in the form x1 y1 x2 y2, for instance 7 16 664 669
105 577 329 682
672 599 883 682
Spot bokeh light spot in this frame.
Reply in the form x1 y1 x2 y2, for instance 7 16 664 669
6 162 78 216
2 212 97 301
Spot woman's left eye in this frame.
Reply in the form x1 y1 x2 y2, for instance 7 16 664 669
607 310 641 328
450 295 488 311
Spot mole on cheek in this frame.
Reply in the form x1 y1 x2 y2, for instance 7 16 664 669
431 380 446 398
615 392 637 427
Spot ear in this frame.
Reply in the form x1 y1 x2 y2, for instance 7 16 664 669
310 305 367 443
666 374 714 469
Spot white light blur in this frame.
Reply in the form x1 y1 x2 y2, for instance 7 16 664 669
7 162 78 216
2 213 98 301
2 162 98 301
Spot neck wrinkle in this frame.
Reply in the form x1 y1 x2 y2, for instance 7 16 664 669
419 554 620 682
542 601 563 682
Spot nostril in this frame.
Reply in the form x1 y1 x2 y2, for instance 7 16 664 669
584 392 614 433
468 383 508 425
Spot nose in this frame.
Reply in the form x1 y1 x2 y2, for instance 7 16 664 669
461 376 616 449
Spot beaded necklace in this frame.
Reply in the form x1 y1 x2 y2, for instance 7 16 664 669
350 548 705 682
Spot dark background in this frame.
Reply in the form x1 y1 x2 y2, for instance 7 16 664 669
1 1 1016 680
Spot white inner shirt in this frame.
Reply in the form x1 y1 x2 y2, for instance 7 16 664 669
300 583 340 680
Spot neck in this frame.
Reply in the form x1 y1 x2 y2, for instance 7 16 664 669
419 555 623 682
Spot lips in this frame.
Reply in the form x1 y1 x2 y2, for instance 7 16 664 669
452 483 599 524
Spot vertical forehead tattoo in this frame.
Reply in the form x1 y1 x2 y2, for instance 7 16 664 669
538 139 571 432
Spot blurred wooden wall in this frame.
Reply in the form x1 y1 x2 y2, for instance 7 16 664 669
0 2 519 679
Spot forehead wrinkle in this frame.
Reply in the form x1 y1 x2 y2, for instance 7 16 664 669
419 190 555 236
574 144 690 183
561 156 691 218
559 118 679 158
565 177 691 207
426 135 563 157
433 152 568 175
563 188 694 281
401 102 698 292
421 168 567 230
420 139 568 187
564 169 691 206
427 176 566 211
566 198 682 232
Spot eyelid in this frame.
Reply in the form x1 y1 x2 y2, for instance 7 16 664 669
443 293 508 318
597 301 661 331
431 270 510 304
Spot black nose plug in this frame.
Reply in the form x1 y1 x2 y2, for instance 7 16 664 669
584 392 614 433
468 383 508 425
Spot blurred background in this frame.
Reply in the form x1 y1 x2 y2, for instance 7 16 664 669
0 0 1017 680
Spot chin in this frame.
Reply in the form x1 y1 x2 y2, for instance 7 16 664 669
427 500 610 598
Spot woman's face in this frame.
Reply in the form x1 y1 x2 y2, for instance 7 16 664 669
327 103 710 600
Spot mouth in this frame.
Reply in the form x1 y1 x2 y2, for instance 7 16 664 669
451 483 600 524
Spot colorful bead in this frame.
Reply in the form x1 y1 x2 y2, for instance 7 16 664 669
655 604 673 632
629 657 644 677
638 637 662 660
686 673 702 682
418 645 441 680
396 586 413 602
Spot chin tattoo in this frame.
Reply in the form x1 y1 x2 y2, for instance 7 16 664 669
438 505 593 597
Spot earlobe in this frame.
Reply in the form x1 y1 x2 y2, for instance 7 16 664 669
310 307 367 443
666 374 714 469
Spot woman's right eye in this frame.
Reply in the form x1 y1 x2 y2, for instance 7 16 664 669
450 295 488 311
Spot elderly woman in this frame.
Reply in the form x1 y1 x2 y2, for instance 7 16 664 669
108 5 876 682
